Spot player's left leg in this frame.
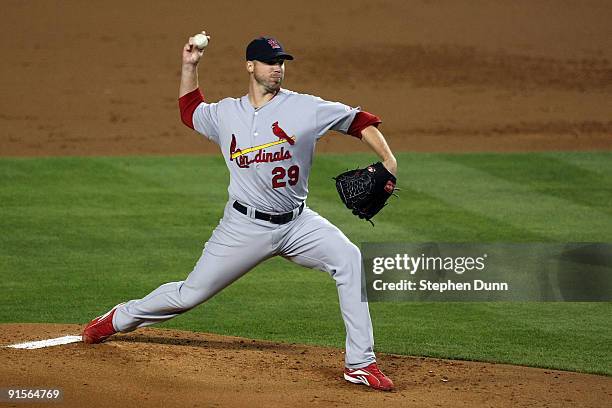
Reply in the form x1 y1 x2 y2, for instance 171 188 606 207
278 207 393 390
82 201 276 343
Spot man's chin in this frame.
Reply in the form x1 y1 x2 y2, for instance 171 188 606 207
265 83 282 93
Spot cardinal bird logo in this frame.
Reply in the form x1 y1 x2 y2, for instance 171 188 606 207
272 121 295 145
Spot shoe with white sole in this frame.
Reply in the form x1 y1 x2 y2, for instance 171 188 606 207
344 362 394 391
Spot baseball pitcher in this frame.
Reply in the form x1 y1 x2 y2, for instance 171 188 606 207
82 32 397 391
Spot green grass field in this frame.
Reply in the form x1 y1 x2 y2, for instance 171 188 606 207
1 152 611 375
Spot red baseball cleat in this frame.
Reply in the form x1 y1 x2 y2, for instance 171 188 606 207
81 305 121 344
344 362 394 391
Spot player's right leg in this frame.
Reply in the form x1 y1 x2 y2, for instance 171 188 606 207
82 202 275 343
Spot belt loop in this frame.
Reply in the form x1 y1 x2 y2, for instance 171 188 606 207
247 205 255 219
291 206 299 221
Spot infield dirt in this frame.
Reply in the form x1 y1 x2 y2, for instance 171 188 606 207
0 1 610 157
1 1 611 407
1 324 611 408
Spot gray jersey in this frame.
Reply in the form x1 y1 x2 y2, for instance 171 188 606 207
192 89 359 212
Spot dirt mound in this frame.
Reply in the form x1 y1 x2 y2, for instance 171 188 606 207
1 324 609 407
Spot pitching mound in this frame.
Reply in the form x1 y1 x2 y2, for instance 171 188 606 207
1 324 609 407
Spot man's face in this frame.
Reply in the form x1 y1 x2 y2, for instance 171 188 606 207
251 58 285 92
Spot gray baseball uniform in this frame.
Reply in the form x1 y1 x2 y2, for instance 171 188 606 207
113 88 376 368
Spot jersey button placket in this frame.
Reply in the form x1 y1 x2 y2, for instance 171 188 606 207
252 110 260 169
251 110 258 142
255 123 260 169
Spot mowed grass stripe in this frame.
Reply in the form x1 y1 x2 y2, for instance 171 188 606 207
442 152 612 216
312 185 548 243
309 156 548 242
1 153 611 375
553 151 612 178
400 154 612 241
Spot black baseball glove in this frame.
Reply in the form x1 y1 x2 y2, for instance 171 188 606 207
334 162 397 224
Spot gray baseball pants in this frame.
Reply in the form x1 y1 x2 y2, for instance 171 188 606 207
113 201 376 368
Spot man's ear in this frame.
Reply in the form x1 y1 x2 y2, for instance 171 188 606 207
246 61 254 73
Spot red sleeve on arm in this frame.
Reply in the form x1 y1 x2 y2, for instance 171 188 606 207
178 88 205 129
347 111 382 139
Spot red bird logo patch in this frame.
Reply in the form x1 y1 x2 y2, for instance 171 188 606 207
272 121 295 145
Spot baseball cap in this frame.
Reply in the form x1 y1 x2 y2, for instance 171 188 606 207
246 36 294 62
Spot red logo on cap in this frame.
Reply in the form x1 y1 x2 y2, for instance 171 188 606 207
267 39 281 49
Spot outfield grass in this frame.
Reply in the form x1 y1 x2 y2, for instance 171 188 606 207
1 152 611 375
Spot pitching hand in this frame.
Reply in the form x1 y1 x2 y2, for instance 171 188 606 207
182 31 210 66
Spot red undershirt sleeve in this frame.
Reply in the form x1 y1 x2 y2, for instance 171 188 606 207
178 88 205 129
347 111 382 139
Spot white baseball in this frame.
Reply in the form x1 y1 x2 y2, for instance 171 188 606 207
193 33 209 49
